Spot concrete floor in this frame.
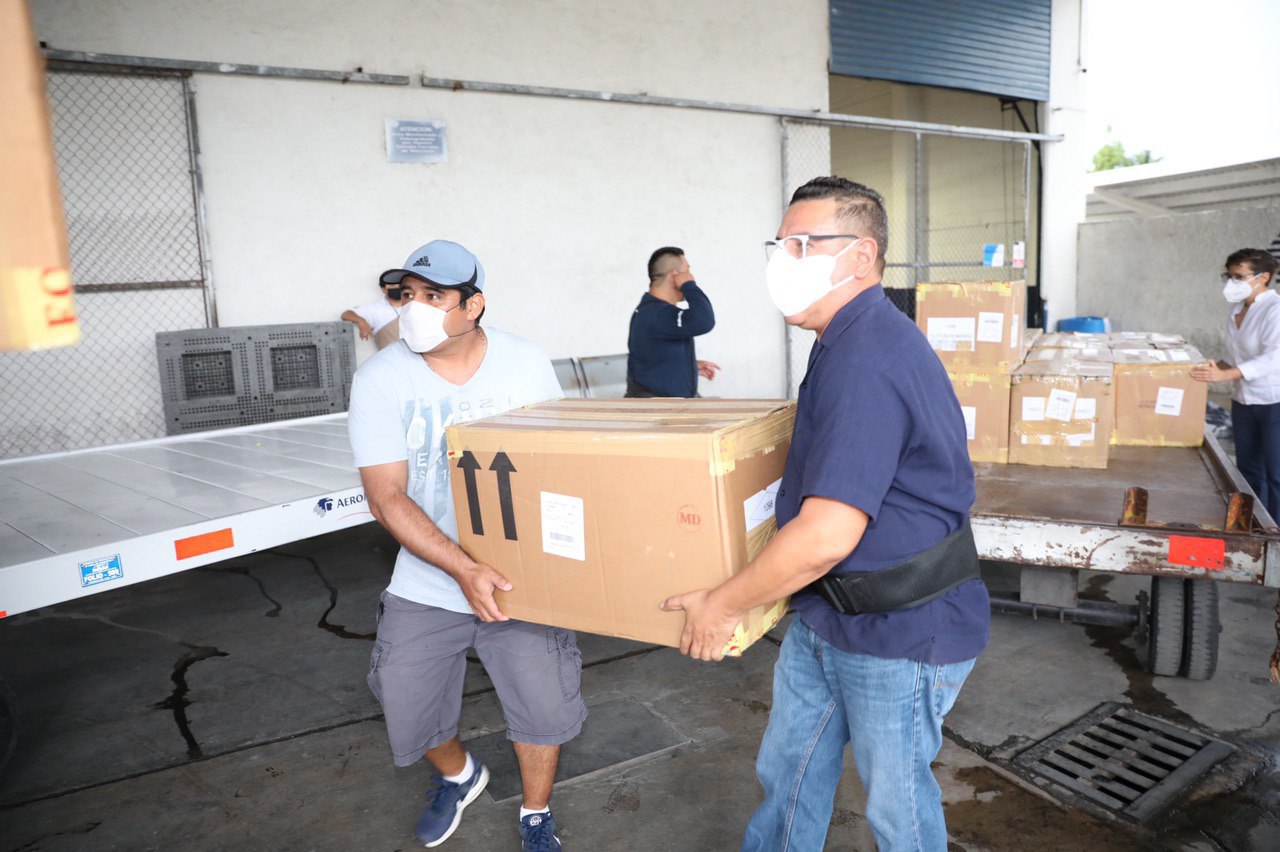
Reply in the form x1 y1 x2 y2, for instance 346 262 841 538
1 523 1278 851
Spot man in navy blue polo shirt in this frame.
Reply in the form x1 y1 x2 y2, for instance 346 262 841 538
662 177 988 851
625 246 720 397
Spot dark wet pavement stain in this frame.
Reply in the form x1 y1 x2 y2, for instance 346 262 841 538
943 765 1151 850
1080 575 1194 726
268 549 375 641
197 563 282 618
152 645 229 758
1152 749 1280 851
9 820 101 852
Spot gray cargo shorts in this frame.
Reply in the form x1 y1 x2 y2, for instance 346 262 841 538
368 591 588 767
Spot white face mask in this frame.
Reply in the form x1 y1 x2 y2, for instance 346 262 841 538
1222 273 1260 304
398 300 456 352
765 239 860 317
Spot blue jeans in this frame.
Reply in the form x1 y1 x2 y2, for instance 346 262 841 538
742 619 976 852
1232 400 1280 522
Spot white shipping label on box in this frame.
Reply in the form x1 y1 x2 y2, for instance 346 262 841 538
961 406 977 441
927 317 976 352
1073 397 1098 420
1155 386 1185 417
977 312 1005 344
743 478 783 534
540 492 586 561
1046 389 1077 422
1022 397 1046 421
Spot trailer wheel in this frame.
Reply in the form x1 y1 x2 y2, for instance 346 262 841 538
1147 576 1185 677
1180 579 1220 681
0 676 17 779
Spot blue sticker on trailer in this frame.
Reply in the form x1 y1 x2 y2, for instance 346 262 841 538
79 554 124 587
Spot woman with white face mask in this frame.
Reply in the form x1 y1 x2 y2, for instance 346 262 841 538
1191 248 1280 519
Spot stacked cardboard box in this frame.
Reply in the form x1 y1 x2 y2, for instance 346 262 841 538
1111 344 1208 447
445 399 794 654
916 281 1026 464
1012 331 1208 465
1009 359 1115 469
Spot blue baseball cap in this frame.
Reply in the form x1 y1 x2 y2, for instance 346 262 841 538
380 239 485 291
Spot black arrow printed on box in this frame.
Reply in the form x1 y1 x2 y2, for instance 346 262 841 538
456 451 484 535
490 452 519 541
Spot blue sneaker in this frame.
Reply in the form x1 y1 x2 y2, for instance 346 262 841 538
414 760 490 847
519 811 562 851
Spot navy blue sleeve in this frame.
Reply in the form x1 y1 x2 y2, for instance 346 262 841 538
633 282 715 339
799 368 912 521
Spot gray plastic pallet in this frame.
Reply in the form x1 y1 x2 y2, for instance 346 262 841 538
156 322 355 434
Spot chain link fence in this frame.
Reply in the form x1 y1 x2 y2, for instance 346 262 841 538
781 118 1038 397
0 67 211 459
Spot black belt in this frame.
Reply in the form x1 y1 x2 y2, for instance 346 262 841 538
808 520 981 615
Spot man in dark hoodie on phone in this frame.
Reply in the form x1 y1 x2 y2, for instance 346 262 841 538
625 246 720 397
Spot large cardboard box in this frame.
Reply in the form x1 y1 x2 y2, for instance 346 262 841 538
1025 346 1114 364
1111 346 1207 447
1009 361 1114 469
0 0 78 352
948 371 1011 464
1037 332 1112 349
445 399 794 655
916 280 1026 371
1108 331 1185 347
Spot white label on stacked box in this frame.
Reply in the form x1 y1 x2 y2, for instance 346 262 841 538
927 317 976 352
1046 389 1077 422
1022 397 1046 421
1168 350 1191 362
743 478 782 534
961 406 977 441
541 492 586 561
1155 387 1185 417
1073 397 1097 420
977 312 1005 344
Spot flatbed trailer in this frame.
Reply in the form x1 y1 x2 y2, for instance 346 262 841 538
3 405 1279 774
971 428 1280 680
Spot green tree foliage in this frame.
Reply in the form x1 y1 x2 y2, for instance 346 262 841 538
1091 141 1162 172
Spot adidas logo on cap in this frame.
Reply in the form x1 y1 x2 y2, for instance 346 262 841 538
412 255 432 268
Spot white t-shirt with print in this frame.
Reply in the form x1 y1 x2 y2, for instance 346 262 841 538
346 329 563 612
352 298 400 334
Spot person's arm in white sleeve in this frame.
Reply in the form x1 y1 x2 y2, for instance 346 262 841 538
1236 316 1280 383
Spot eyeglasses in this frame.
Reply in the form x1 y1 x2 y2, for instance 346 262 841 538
1221 272 1261 284
764 234 860 262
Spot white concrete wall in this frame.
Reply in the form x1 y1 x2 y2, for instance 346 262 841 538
1077 203 1280 358
33 0 829 399
1038 0 1089 324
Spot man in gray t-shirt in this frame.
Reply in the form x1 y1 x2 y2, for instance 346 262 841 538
348 239 581 851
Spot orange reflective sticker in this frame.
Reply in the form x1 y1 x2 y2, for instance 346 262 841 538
174 528 235 560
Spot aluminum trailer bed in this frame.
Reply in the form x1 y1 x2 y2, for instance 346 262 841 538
0 414 369 619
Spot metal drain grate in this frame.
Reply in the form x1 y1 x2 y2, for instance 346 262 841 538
1013 702 1233 821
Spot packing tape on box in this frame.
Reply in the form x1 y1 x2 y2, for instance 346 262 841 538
722 596 790 657
714 409 796 475
916 281 1016 303
745 516 778 562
